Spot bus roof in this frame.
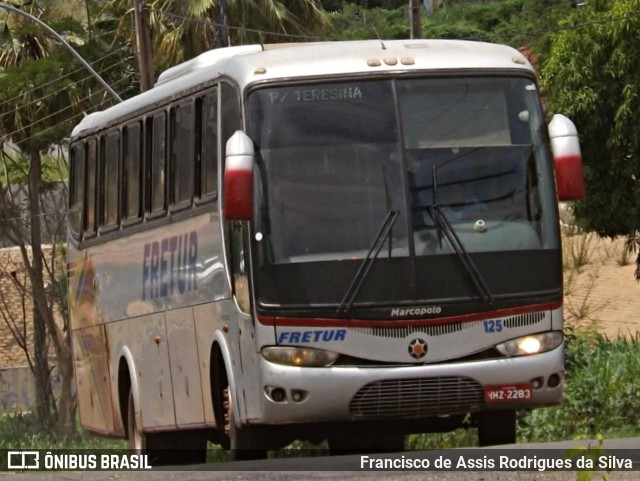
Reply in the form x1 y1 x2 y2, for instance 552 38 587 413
71 39 533 137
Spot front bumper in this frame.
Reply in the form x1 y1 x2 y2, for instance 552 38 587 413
250 344 564 425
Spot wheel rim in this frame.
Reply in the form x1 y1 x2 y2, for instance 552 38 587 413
223 386 232 438
128 392 144 451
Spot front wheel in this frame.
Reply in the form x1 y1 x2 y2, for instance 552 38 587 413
477 409 516 446
223 387 267 460
127 390 207 465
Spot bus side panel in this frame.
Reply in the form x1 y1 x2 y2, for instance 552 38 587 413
193 302 220 427
237 310 264 423
72 325 115 434
106 313 177 430
69 250 116 434
165 307 205 426
193 300 242 426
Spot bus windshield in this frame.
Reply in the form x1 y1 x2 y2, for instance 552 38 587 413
247 76 561 313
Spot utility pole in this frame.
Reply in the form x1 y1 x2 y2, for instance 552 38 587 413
410 0 421 39
133 0 154 91
216 0 229 48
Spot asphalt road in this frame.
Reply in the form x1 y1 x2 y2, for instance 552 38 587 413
3 438 639 481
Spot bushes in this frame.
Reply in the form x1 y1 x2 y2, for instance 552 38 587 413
409 328 640 448
518 329 640 442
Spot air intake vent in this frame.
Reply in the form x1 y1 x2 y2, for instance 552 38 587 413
349 376 483 418
351 311 546 339
503 311 545 328
352 321 481 338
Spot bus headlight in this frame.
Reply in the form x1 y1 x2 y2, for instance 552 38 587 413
496 331 563 357
261 346 339 367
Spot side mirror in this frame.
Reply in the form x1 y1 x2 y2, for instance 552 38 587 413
224 131 254 220
548 114 586 201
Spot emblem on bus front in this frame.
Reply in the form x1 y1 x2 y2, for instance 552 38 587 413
408 338 427 359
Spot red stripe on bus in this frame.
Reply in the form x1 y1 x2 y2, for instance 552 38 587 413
257 301 562 327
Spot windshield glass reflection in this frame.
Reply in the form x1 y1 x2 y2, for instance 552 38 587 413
248 77 556 267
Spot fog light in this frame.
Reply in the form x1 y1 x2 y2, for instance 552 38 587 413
531 377 544 389
271 388 286 402
291 389 307 402
548 373 561 388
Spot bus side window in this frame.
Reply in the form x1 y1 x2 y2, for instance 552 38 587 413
221 83 247 311
123 122 142 222
69 141 85 237
99 130 120 229
230 221 250 313
170 101 194 208
84 138 98 237
221 82 242 161
197 90 218 199
148 112 167 215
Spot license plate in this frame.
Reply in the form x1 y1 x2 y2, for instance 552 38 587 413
484 384 533 403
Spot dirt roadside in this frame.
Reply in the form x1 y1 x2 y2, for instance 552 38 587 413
562 232 640 339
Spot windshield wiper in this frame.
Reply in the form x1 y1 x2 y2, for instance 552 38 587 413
337 209 399 314
427 166 494 305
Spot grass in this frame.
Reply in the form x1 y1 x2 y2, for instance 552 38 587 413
562 229 594 272
0 413 126 450
1 329 636 453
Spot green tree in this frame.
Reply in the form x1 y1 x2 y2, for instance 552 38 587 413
327 3 409 40
0 0 132 433
540 0 640 247
110 0 329 73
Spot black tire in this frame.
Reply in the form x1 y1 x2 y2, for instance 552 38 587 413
127 390 207 465
224 386 267 460
477 409 517 446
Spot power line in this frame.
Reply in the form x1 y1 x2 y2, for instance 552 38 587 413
0 57 126 121
3 85 121 147
0 2 122 102
0 48 125 109
151 5 640 44
3 1 639 152
152 9 325 41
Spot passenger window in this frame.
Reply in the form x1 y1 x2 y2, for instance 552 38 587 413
199 90 218 198
221 83 242 162
230 221 250 313
149 113 167 213
170 102 194 206
123 122 142 221
100 130 120 228
69 142 85 236
84 138 98 236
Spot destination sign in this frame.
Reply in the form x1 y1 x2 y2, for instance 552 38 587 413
267 85 364 104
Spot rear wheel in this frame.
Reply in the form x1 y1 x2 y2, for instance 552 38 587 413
477 409 516 446
127 390 207 465
223 386 267 460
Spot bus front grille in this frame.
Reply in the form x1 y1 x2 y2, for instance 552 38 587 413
349 376 483 418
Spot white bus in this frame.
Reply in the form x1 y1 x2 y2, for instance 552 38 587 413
68 39 585 463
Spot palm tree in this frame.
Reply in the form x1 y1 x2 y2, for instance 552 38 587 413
0 0 132 434
109 0 329 72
